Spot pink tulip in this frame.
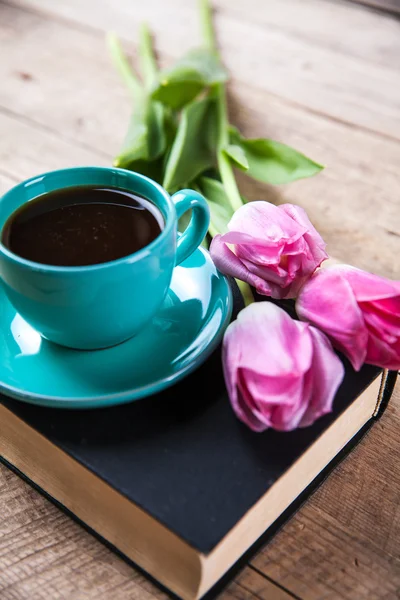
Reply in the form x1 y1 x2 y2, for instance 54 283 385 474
296 265 400 371
210 201 328 299
223 302 344 432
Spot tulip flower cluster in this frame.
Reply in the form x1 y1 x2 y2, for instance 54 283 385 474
210 202 400 432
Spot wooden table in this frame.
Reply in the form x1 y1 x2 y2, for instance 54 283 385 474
0 0 399 598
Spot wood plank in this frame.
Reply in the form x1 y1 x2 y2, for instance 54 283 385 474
9 0 400 70
251 382 400 600
313 397 400 559
0 461 290 600
348 0 400 15
8 0 400 140
0 1 399 599
0 173 18 195
213 0 400 69
0 4 399 279
0 111 108 182
226 568 299 599
217 0 400 69
231 86 400 280
0 463 167 600
0 2 125 159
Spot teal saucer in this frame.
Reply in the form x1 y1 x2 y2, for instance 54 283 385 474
0 247 232 409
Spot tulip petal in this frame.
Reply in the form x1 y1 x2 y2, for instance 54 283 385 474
239 260 290 298
210 201 327 299
335 265 400 302
266 376 311 431
223 302 313 377
245 370 303 407
280 203 328 266
299 327 345 427
365 330 400 370
236 369 269 431
223 232 284 265
228 201 307 244
210 235 273 295
223 342 271 432
297 265 400 372
222 302 344 432
234 242 284 267
369 296 400 319
362 304 400 341
296 268 368 370
241 260 287 286
279 203 318 233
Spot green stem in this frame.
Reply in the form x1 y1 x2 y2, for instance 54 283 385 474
107 32 142 100
208 221 220 239
236 279 255 307
216 86 243 212
199 0 217 52
139 23 158 89
192 182 219 238
200 0 243 214
218 147 244 212
200 0 253 305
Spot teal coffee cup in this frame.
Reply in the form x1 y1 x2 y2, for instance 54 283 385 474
0 167 210 349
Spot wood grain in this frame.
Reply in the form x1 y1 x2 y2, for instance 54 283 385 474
252 384 400 600
0 0 399 598
349 0 400 15
0 463 168 600
0 173 18 194
0 3 399 278
8 0 400 140
8 0 400 70
227 569 299 600
0 110 108 180
0 461 292 600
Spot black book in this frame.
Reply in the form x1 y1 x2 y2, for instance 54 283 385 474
0 287 397 600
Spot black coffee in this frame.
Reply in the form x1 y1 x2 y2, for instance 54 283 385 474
2 186 164 266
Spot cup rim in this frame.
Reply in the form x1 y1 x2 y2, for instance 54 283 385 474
0 166 176 273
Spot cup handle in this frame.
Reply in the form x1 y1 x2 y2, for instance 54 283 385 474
171 189 210 266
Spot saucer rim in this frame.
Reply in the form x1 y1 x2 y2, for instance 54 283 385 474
0 265 233 409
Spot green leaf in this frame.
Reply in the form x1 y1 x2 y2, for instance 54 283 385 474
111 26 169 172
114 99 167 168
163 108 178 148
201 236 210 250
107 32 142 100
229 126 324 185
120 157 165 185
222 144 249 171
139 23 158 89
163 96 218 191
151 48 228 110
199 176 234 236
147 101 167 160
114 101 147 166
